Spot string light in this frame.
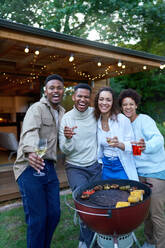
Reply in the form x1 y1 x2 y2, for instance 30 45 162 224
69 53 74 62
117 60 122 67
71 62 115 81
35 50 40 56
4 47 158 88
160 63 165 69
24 46 29 53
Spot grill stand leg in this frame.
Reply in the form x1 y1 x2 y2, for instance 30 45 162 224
132 232 141 248
113 235 119 248
90 232 141 248
90 232 97 248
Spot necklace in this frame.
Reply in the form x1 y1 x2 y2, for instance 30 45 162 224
102 121 109 130
103 123 108 128
101 115 110 130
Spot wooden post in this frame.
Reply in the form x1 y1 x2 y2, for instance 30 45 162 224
90 78 110 106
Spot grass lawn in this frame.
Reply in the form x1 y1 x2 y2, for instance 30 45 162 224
0 194 145 248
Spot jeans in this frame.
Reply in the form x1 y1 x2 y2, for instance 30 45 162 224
17 160 60 248
66 161 102 248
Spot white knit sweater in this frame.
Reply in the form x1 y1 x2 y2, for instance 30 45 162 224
59 106 97 166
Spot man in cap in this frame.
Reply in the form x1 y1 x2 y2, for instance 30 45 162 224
14 74 65 248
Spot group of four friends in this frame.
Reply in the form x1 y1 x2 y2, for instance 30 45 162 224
13 74 165 248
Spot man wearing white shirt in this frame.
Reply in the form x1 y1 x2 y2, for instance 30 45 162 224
59 83 102 248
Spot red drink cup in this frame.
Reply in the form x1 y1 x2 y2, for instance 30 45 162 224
132 144 142 156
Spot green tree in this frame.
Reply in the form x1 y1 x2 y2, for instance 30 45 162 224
92 0 165 55
39 0 90 38
1 0 165 121
111 69 165 122
0 0 45 26
121 0 165 55
1 0 165 55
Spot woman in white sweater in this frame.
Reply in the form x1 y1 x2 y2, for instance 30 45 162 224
118 88 165 248
94 86 138 181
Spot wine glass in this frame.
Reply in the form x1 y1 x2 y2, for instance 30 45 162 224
106 132 114 146
106 134 117 159
33 138 47 177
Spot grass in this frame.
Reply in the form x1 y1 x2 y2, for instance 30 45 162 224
0 194 145 248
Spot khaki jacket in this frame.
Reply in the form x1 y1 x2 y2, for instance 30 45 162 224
13 96 65 180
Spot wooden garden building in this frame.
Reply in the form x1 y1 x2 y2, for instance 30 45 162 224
0 18 165 201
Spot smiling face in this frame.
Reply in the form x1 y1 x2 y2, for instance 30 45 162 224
98 90 113 115
121 97 137 122
72 88 91 112
45 79 64 109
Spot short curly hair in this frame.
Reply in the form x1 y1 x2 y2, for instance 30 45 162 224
44 74 64 86
74 83 92 93
118 88 141 107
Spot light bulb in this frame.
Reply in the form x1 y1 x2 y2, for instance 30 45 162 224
24 46 29 53
69 54 74 62
122 64 126 69
117 60 122 67
160 64 165 69
143 65 147 70
97 61 101 67
35 50 40 56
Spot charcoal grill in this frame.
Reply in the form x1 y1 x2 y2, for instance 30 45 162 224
72 179 151 248
77 188 130 208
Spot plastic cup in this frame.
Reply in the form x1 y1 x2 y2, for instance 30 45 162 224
132 144 142 156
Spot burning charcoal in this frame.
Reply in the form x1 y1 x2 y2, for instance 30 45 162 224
93 185 103 191
110 184 119 189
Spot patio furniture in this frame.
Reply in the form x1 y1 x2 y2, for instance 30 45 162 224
0 132 18 160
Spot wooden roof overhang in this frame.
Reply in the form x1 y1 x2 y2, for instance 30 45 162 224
0 18 165 96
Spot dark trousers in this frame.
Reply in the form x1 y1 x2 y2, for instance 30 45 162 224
66 161 102 248
17 160 60 248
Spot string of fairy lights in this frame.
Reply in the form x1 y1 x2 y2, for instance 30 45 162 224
1 46 165 88
69 59 127 81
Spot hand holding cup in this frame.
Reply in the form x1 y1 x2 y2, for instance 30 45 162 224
106 136 118 147
132 143 142 155
131 139 145 156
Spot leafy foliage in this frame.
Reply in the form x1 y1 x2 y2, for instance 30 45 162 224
111 69 165 122
156 122 165 138
0 0 165 122
1 0 165 53
0 0 45 26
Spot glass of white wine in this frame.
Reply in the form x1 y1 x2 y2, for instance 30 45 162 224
33 138 47 177
106 134 117 159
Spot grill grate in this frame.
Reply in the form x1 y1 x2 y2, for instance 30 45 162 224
77 189 130 208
